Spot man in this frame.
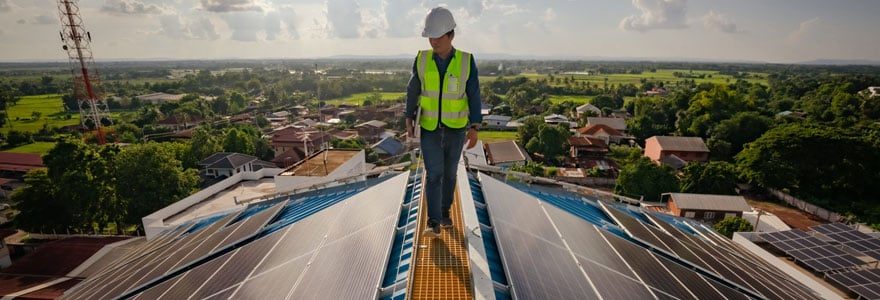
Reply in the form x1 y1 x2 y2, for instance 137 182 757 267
405 7 481 238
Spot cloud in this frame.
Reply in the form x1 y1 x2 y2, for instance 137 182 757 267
620 0 688 32
101 0 169 15
787 17 819 43
278 6 299 39
160 14 220 40
17 19 25 24
382 0 421 38
200 0 262 13
702 10 740 33
0 0 10 12
220 11 292 42
326 0 362 38
32 14 56 25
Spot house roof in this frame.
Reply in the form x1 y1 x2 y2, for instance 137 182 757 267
484 115 512 122
647 136 709 153
135 92 184 102
578 124 624 137
543 114 569 122
356 120 387 128
569 136 607 148
485 140 531 164
587 117 627 131
271 148 306 165
272 131 330 143
198 152 274 170
0 152 43 169
660 153 688 169
576 103 601 114
666 193 752 212
371 136 405 156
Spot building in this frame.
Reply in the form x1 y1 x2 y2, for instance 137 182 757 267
355 120 388 143
644 136 710 167
485 140 531 168
64 160 823 300
198 152 277 179
271 148 306 169
0 152 44 180
587 117 627 133
274 149 365 192
482 115 512 129
645 87 668 97
270 127 330 155
662 192 752 223
568 136 609 159
543 114 570 127
865 86 879 98
156 115 203 131
135 92 184 105
577 123 632 144
575 103 602 117
371 136 405 157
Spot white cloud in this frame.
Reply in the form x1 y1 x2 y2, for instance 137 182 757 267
382 0 421 38
543 8 556 22
787 17 819 43
16 19 25 24
200 0 263 13
0 0 10 12
101 0 169 15
160 14 220 40
32 14 56 25
620 0 688 32
263 11 282 40
277 5 299 39
326 0 362 38
702 10 740 33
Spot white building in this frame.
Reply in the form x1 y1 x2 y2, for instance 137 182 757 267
274 149 366 193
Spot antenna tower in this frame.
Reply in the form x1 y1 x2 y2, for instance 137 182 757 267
58 0 111 144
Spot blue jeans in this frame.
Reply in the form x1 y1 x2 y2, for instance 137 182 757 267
420 125 466 223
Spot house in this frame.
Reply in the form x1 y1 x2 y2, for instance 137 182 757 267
644 136 710 168
577 124 632 144
380 104 405 119
543 114 572 127
569 136 609 159
485 140 531 168
271 147 306 168
291 105 309 116
576 103 602 117
776 110 806 119
274 149 366 192
292 119 318 128
0 152 44 180
228 113 253 124
481 103 493 115
371 136 405 157
587 117 627 133
483 115 512 129
662 193 752 223
156 115 203 131
135 92 184 105
645 87 668 97
864 86 879 98
355 120 388 143
328 129 359 140
198 152 277 179
271 128 330 156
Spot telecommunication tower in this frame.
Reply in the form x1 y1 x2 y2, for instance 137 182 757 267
57 0 111 144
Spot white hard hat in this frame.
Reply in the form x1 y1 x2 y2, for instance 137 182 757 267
422 7 456 38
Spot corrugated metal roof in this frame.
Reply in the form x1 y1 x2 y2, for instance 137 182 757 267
587 117 627 131
666 193 751 212
648 136 709 152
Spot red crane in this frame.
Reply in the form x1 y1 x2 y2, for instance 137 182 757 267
57 0 110 144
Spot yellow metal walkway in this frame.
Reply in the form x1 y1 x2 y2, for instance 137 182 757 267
409 186 473 300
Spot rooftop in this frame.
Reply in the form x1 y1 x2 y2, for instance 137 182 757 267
587 117 627 131
485 140 531 164
278 149 360 176
664 192 752 212
165 178 276 225
648 135 710 152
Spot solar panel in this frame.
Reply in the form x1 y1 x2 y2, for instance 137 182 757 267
602 205 673 253
811 223 880 261
827 269 880 300
761 229 867 273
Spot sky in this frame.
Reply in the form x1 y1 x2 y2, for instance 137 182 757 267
0 0 878 63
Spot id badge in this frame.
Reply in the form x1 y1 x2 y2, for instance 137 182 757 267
447 75 459 93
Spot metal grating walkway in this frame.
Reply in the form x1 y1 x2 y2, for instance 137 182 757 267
410 185 473 299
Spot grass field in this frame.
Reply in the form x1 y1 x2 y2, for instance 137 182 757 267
325 92 405 106
5 142 56 155
482 69 768 87
548 95 594 105
2 94 124 134
478 130 518 143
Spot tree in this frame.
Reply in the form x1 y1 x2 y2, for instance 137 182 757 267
516 116 544 147
714 216 754 238
614 158 679 202
31 111 42 120
706 112 773 160
223 128 256 155
676 85 746 137
679 161 738 195
11 169 63 232
590 94 621 110
525 124 570 162
6 130 33 147
114 143 199 225
189 128 223 164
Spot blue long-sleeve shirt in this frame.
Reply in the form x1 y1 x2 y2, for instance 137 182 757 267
405 48 482 128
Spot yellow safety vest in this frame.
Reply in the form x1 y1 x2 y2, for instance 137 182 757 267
416 49 471 130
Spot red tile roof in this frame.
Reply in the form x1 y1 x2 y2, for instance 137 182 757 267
569 136 608 148
1 237 129 277
0 152 44 173
577 124 624 137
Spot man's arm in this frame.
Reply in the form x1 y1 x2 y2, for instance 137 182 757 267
466 55 481 127
405 55 420 138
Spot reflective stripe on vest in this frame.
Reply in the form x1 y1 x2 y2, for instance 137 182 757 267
416 49 471 130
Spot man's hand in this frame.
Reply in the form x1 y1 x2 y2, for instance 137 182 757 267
405 118 415 139
465 127 478 149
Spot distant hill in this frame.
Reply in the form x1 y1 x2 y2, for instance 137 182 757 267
798 59 880 66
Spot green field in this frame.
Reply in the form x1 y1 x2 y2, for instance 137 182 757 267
325 92 405 106
481 69 768 87
548 95 594 105
478 130 518 143
5 142 56 155
2 94 124 134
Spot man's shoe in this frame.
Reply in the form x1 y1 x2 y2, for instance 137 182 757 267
423 220 441 238
440 217 453 228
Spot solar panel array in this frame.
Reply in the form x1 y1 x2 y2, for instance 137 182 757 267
60 173 409 300
761 229 866 272
827 269 880 300
812 223 880 260
601 205 820 300
478 175 782 300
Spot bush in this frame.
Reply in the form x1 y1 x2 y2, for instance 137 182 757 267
714 216 754 238
6 130 34 147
